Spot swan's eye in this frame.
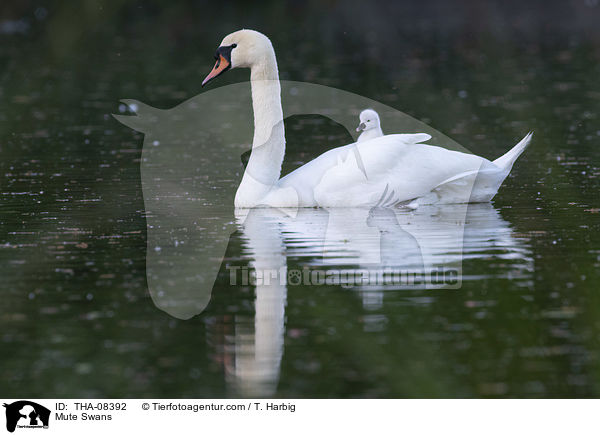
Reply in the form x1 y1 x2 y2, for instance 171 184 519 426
231 43 237 48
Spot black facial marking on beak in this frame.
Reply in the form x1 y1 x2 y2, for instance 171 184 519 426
215 44 236 63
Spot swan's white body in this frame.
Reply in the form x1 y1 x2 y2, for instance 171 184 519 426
207 30 531 208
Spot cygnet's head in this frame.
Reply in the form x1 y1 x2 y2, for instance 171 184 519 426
356 109 381 133
202 29 275 86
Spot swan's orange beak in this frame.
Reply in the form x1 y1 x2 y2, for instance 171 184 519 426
202 54 231 87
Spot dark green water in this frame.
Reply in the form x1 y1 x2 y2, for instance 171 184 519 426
1 1 599 398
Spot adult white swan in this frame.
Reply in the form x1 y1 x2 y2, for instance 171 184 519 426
202 29 531 208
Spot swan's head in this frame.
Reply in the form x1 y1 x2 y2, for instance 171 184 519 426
202 29 275 86
356 109 380 133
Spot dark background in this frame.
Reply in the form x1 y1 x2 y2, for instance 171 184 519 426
1 0 599 398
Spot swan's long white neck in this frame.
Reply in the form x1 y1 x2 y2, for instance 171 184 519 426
235 48 285 207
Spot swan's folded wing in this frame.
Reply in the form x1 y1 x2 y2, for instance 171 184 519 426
390 133 432 144
430 160 505 203
282 134 450 207
313 147 385 207
358 141 490 205
314 135 419 207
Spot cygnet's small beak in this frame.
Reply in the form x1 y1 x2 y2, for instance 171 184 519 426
356 122 366 132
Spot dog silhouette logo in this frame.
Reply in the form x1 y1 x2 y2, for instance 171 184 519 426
3 401 50 433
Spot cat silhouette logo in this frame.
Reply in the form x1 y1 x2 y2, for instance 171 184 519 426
3 401 50 432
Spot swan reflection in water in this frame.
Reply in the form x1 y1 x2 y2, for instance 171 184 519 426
221 203 532 396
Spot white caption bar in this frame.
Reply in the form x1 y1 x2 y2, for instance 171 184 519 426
1 399 598 434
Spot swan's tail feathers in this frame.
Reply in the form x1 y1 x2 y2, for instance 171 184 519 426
493 132 533 171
